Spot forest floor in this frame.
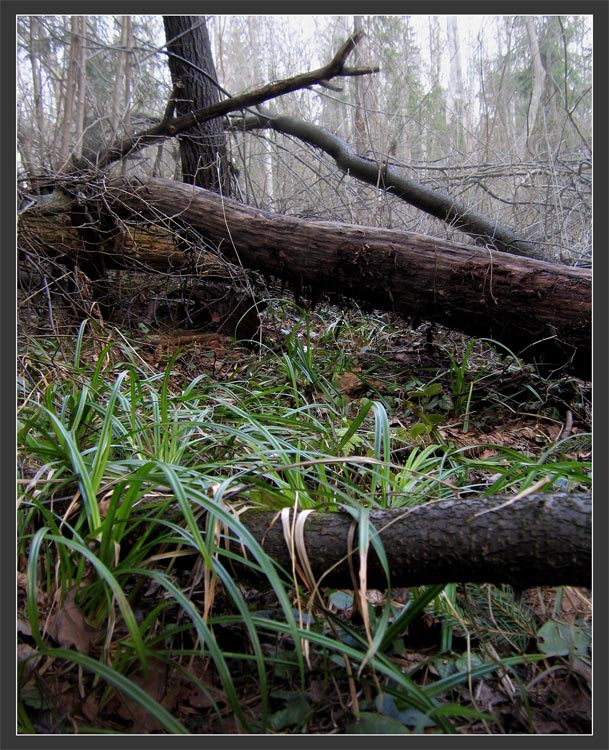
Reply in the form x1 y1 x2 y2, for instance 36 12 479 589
17 292 592 735
150 307 593 734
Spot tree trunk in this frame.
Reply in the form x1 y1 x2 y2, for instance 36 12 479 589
225 492 591 590
20 175 591 378
110 16 133 142
28 17 45 168
524 17 546 156
163 16 231 194
93 176 590 379
351 16 373 226
446 17 465 155
58 16 86 170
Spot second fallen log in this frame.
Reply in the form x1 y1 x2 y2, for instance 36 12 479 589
229 492 591 590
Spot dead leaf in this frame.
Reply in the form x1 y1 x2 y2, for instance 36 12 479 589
17 572 50 607
117 658 176 733
187 684 216 709
17 644 41 681
335 371 365 398
81 693 100 723
47 589 93 654
17 615 32 637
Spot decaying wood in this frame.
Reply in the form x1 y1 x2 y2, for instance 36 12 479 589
227 493 591 590
18 176 591 378
97 176 590 380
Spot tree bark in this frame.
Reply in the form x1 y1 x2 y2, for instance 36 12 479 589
228 492 591 590
58 16 86 170
163 16 231 194
19 175 591 378
524 17 547 156
96 176 591 379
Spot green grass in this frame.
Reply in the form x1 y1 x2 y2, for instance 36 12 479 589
17 313 591 734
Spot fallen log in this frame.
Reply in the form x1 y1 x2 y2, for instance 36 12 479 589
18 176 591 379
104 177 590 379
228 493 591 590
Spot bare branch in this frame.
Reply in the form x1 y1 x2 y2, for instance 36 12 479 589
86 32 378 171
229 109 545 259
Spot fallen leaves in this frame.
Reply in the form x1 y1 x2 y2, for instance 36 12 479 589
46 589 94 655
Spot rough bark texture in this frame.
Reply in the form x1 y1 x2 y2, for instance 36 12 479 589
230 493 591 590
163 16 231 194
98 176 591 379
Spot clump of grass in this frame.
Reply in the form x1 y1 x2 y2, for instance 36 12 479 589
17 316 591 734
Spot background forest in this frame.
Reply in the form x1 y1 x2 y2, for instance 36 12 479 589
16 14 592 737
18 14 592 263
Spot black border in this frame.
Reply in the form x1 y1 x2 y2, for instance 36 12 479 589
3 2 607 748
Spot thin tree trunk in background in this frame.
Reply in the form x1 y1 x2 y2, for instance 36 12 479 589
29 17 45 166
111 16 133 177
58 16 81 169
426 16 442 161
446 17 465 156
121 19 133 177
493 19 517 160
556 17 591 155
351 15 374 227
111 16 132 135
246 16 274 205
525 17 546 156
73 16 87 160
163 15 231 195
352 16 367 157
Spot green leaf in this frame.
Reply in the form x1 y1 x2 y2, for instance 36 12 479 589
377 693 435 728
424 413 446 426
269 694 309 730
350 712 411 734
329 590 354 610
409 383 442 399
409 422 431 438
536 620 590 656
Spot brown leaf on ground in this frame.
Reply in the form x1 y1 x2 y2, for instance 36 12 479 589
17 571 50 608
47 589 93 654
17 643 42 681
117 658 181 733
335 370 366 398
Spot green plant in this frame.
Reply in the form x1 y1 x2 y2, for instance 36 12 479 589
17 314 591 734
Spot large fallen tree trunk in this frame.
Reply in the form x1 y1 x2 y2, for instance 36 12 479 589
97 177 590 379
18 176 591 378
228 493 591 590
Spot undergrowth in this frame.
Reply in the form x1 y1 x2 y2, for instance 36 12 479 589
16 304 592 735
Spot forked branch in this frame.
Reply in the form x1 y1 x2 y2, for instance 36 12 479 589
87 32 378 171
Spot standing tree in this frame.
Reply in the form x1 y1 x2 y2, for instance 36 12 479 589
163 15 232 194
58 15 87 171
